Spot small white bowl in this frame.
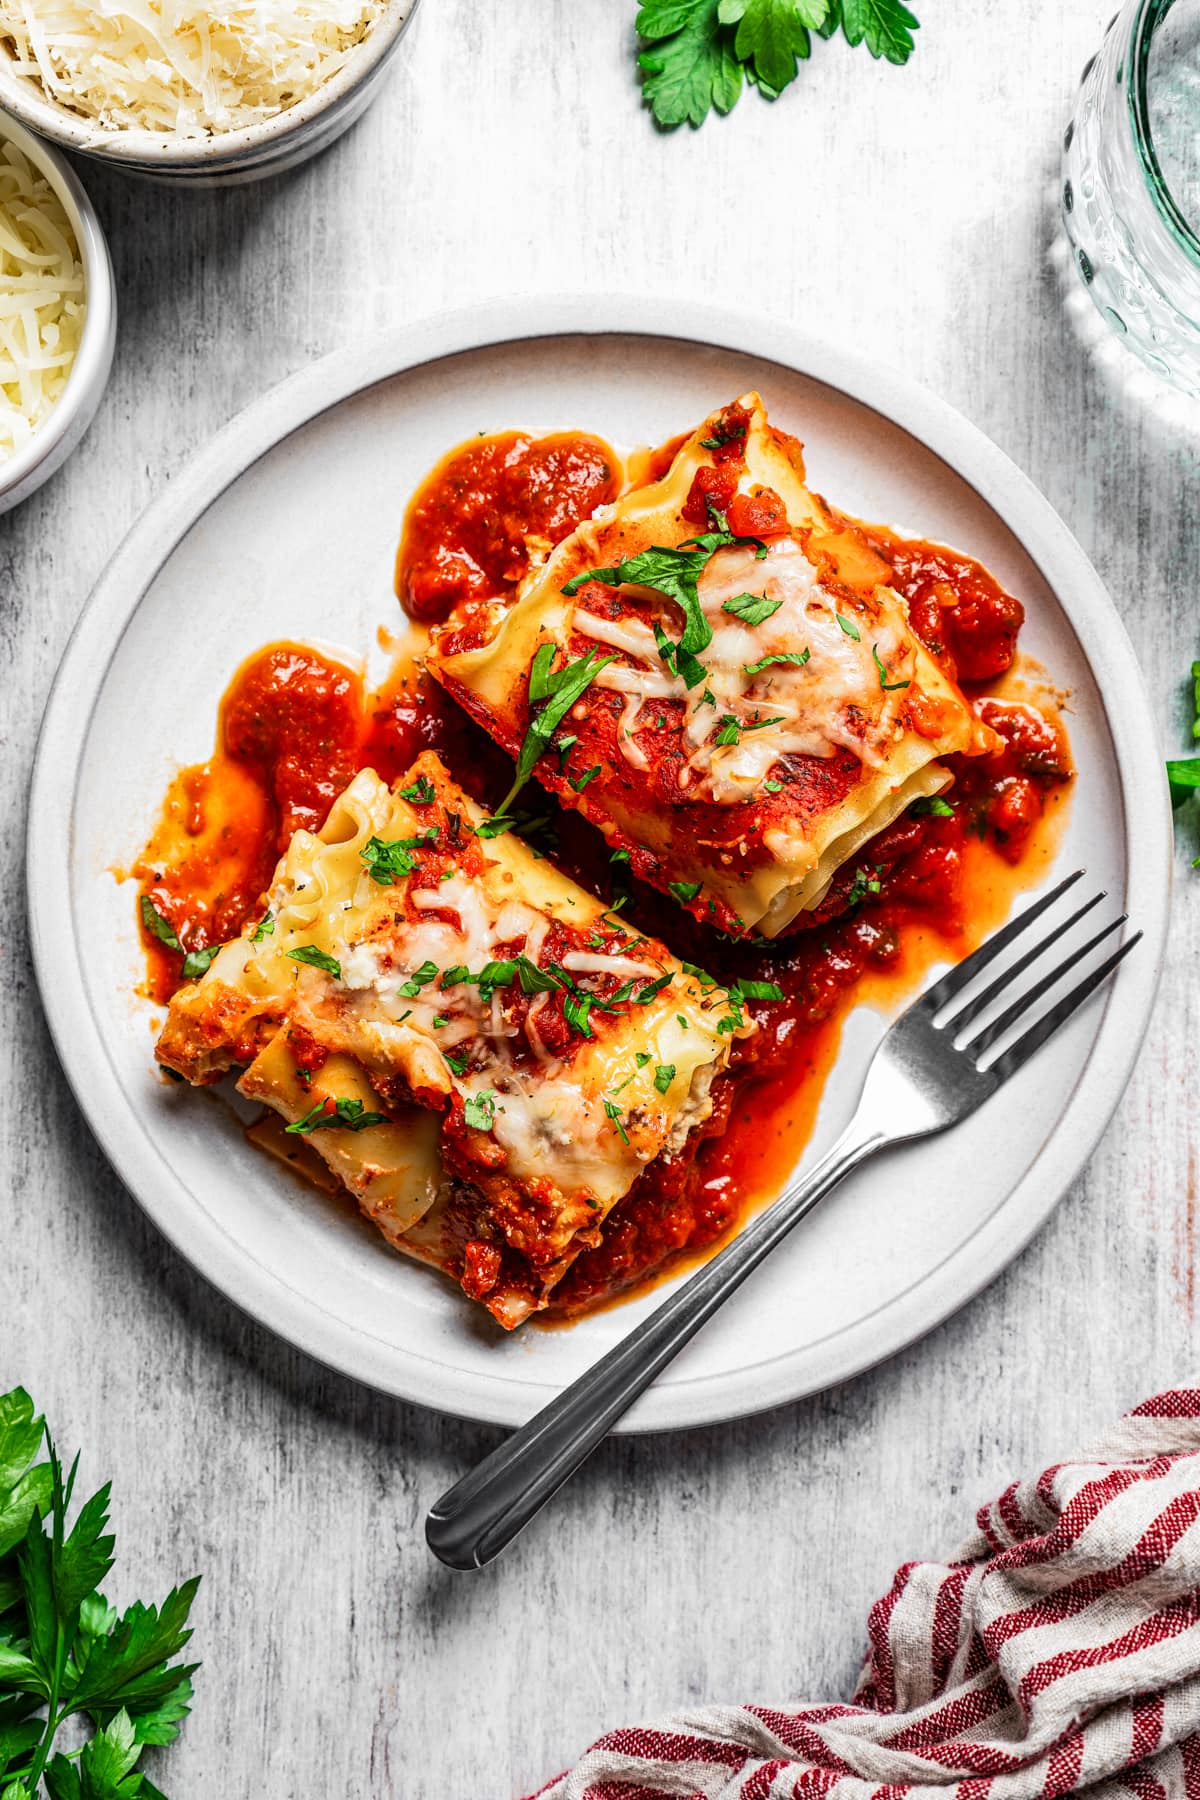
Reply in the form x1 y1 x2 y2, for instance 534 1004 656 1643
0 0 419 186
0 111 114 514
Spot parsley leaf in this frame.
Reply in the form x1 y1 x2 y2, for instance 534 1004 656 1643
911 794 955 818
286 945 341 979
251 911 274 943
398 774 437 805
840 0 918 63
763 778 784 793
635 1050 652 1068
180 943 222 980
669 880 703 903
139 896 180 953
653 1063 676 1095
464 1090 497 1131
444 1049 470 1077
714 716 740 746
1167 758 1200 806
847 865 882 906
603 1098 631 1144
636 0 744 127
731 977 785 1002
360 831 437 886
722 592 780 625
836 611 861 641
569 764 602 794
744 649 809 674
872 642 911 691
286 1097 386 1134
717 0 826 95
498 649 616 816
396 959 439 998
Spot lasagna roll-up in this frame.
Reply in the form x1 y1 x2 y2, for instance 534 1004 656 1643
427 392 993 939
157 751 744 1326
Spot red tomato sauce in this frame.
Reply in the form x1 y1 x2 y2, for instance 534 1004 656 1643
135 642 367 1004
395 430 621 625
136 431 1073 1320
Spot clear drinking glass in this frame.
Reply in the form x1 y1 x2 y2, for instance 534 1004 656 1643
1062 0 1200 396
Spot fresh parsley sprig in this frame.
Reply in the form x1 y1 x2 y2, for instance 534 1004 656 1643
0 1386 199 1800
636 0 919 129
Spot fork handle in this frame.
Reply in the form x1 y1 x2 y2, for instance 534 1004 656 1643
425 1121 884 1570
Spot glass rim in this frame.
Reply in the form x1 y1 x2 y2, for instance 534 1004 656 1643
1128 0 1200 266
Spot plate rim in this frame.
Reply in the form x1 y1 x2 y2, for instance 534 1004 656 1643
28 294 1172 1432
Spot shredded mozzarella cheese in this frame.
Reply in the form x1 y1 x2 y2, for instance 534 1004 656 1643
573 537 917 804
0 0 388 137
0 139 84 462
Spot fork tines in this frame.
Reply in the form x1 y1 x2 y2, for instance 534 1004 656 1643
919 870 1141 1078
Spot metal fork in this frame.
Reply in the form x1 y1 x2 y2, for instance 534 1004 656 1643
426 871 1139 1570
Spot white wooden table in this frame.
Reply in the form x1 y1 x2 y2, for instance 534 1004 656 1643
6 5 1197 1793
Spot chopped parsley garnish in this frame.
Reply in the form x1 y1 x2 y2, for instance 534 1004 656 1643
730 977 785 1003
668 880 702 903
432 1014 449 1029
286 1097 386 1135
872 642 911 691
140 895 181 951
603 1098 630 1144
634 971 675 1002
181 943 223 980
360 831 437 885
836 612 861 641
911 794 955 818
569 764 602 793
563 993 596 1037
635 1050 652 1068
610 847 631 864
699 418 748 450
745 715 786 731
497 646 616 816
463 1090 497 1132
847 865 882 906
744 649 810 675
722 592 780 626
715 714 740 746
653 1063 676 1094
763 778 784 793
555 733 579 768
444 1049 470 1077
399 774 437 805
677 1013 689 1029
681 960 717 989
251 910 275 942
286 945 341 978
396 959 439 997
564 531 765 692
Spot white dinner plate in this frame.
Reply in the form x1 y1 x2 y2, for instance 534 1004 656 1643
28 297 1171 1431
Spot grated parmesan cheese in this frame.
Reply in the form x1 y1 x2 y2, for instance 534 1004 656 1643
0 0 388 138
0 138 84 463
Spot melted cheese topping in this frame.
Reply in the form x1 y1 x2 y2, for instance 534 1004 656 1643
160 755 740 1219
0 139 84 461
0 0 387 137
578 536 918 804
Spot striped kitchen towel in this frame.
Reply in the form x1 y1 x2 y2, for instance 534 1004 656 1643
528 1388 1200 1799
